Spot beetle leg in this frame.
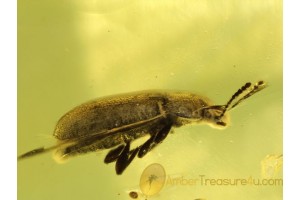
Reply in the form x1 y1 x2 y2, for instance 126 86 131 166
138 119 173 158
115 143 139 175
104 145 126 164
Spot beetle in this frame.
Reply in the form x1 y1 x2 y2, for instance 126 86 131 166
18 81 266 175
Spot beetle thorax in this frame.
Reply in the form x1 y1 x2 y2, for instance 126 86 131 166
164 93 210 125
165 93 229 129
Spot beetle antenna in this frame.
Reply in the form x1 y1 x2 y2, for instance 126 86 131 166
218 81 267 119
228 81 267 110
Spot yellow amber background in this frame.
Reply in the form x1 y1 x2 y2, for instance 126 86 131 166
18 0 282 199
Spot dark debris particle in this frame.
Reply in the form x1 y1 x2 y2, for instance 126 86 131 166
129 191 138 199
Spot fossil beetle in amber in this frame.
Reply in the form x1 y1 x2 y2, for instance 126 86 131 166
18 81 266 175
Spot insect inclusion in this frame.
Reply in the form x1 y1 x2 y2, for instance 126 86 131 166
18 81 267 175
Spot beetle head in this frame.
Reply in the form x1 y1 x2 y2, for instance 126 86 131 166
199 105 230 129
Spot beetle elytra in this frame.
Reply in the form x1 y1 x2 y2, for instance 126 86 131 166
18 81 266 174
